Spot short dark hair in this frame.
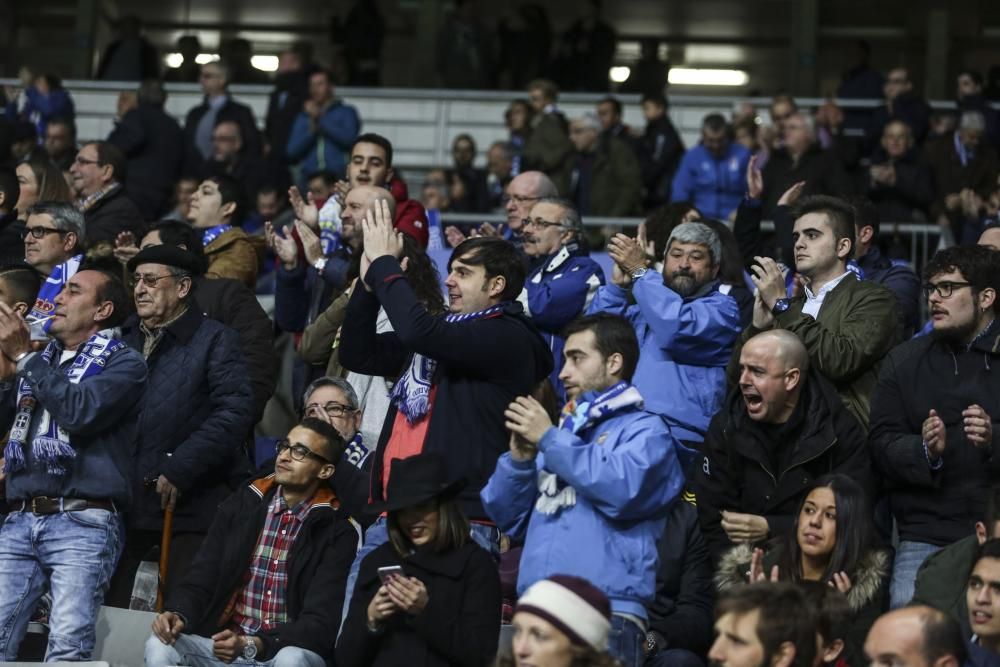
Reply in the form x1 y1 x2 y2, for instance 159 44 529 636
527 78 559 102
562 313 640 382
798 581 851 648
452 133 477 153
960 69 984 87
644 202 699 259
701 218 748 286
307 170 338 187
846 195 880 237
924 245 1000 315
297 417 347 463
0 265 41 306
703 113 728 133
86 268 134 329
148 221 208 275
352 133 394 168
640 93 668 109
47 116 77 141
984 486 1000 528
973 538 1000 574
137 79 167 107
598 96 622 116
448 237 526 302
790 195 856 259
205 174 245 225
89 141 128 183
716 583 818 667
0 166 18 212
920 607 968 667
310 67 334 84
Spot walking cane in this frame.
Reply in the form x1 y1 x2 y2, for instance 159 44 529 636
156 506 175 613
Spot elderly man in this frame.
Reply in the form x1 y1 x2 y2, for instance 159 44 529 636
0 268 146 661
520 197 605 398
106 244 254 607
865 120 934 223
569 113 642 217
671 114 751 220
22 202 85 335
589 221 742 471
448 170 560 252
69 141 145 246
924 111 1000 224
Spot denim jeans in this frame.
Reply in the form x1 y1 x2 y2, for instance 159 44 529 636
145 633 326 667
890 540 942 609
0 508 122 661
338 517 500 637
608 615 645 667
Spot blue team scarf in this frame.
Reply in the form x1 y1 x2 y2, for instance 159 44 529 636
390 303 508 423
202 224 232 246
29 254 82 333
4 331 125 475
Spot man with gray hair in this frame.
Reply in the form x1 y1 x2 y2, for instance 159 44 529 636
924 109 999 223
22 202 85 336
568 113 642 217
589 220 742 471
519 197 605 399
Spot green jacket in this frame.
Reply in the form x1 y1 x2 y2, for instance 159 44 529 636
728 273 897 430
579 134 643 217
912 534 977 637
524 111 574 195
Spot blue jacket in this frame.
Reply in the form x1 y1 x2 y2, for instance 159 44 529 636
5 86 75 138
522 244 605 399
0 338 147 509
670 142 751 220
481 388 684 619
588 274 742 444
286 101 361 179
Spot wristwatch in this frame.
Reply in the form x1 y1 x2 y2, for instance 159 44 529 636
771 298 792 316
630 266 648 280
242 636 258 660
313 257 327 272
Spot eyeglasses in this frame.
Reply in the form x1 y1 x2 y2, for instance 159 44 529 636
22 226 69 239
922 281 973 299
524 217 565 230
276 439 332 464
304 401 357 419
501 194 541 206
73 156 101 166
132 272 188 288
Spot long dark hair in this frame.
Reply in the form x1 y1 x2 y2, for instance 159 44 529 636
775 474 875 582
386 495 469 558
401 235 446 314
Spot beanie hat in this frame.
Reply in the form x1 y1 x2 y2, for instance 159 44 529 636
514 575 612 651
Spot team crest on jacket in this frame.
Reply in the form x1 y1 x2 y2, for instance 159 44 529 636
596 432 609 445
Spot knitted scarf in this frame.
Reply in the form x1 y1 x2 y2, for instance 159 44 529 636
201 223 232 246
29 254 83 334
4 330 126 476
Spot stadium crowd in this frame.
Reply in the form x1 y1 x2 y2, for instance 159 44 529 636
1 49 1000 667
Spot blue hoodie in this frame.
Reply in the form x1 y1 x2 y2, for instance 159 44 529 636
670 142 751 220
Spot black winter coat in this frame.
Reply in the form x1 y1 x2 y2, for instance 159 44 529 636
106 103 183 220
761 145 855 217
167 473 360 661
182 96 261 177
83 187 146 246
121 306 254 532
337 542 501 667
695 371 873 562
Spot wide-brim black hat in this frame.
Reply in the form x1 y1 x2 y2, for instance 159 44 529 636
370 453 467 514
127 244 203 275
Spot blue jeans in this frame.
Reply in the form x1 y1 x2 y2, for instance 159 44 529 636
890 540 942 609
608 615 645 667
0 508 122 661
145 633 325 667
338 517 500 637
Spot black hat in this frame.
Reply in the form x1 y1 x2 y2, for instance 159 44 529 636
371 453 466 513
127 244 202 275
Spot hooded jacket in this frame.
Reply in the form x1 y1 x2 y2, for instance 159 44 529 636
670 141 751 220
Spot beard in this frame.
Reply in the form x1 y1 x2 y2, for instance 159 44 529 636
666 271 701 297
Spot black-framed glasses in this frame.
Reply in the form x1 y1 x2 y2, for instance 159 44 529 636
276 439 332 464
22 226 69 240
304 401 357 419
523 217 565 230
922 281 974 300
132 272 188 288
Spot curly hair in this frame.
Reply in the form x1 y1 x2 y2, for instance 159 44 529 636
924 245 1000 315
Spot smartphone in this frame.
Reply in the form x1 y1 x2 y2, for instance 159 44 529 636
377 565 404 583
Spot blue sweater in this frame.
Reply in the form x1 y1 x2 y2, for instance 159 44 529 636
286 101 361 179
670 142 751 219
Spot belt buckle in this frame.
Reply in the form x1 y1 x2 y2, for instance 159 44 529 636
31 496 51 513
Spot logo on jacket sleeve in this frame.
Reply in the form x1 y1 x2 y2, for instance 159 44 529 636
703 456 711 477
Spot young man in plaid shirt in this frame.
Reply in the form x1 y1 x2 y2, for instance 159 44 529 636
145 418 361 666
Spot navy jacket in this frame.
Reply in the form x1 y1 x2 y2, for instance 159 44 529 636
121 306 254 532
339 255 553 521
106 102 183 220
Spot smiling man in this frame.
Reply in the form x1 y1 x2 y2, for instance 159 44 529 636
696 329 871 561
870 244 1000 609
69 141 144 246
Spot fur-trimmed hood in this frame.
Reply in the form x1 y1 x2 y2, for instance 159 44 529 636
715 543 890 611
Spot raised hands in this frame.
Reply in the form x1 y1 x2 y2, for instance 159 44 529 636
746 154 764 200
288 186 319 229
265 222 299 270
362 198 404 263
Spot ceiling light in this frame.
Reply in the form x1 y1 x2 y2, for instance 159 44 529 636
609 66 631 83
251 55 279 72
668 68 749 86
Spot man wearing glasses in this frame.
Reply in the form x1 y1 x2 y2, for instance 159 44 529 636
68 141 144 246
22 202 85 336
106 244 254 607
870 243 1000 609
145 418 359 667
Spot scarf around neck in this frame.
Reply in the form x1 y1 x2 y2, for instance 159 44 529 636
29 254 83 334
202 223 233 246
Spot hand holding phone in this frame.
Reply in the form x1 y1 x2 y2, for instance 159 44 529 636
378 565 404 583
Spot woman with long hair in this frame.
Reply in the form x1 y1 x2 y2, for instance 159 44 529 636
716 474 889 666
15 155 72 220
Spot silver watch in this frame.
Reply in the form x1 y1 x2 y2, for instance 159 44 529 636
313 257 327 272
630 266 648 280
242 636 258 660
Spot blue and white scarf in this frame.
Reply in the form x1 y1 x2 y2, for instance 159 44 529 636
29 254 83 334
202 223 232 246
4 331 126 476
535 382 644 515
389 302 508 423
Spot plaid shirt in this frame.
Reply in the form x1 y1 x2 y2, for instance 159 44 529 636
232 490 313 634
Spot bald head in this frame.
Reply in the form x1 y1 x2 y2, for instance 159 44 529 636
505 171 559 229
341 186 397 248
750 330 810 374
738 330 809 424
864 606 965 667
980 227 1000 251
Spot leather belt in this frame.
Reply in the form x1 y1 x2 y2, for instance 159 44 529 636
13 496 116 515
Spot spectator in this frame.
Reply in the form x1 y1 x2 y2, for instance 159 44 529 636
761 111 855 217
800 582 854 667
486 140 514 211
589 222 742 471
523 79 575 196
671 114 752 221
965 539 1000 666
145 419 359 667
866 67 932 152
699 218 755 327
502 576 616 667
957 69 1000 151
869 244 1000 608
483 313 683 666
506 98 535 178
69 141 146 247
640 92 685 209
188 174 261 287
9 121 40 163
449 133 490 213
182 60 261 177
769 94 799 140
286 68 360 187
3 71 75 141
596 96 638 147
696 330 871 561
708 583 819 667
569 113 642 217
734 195 898 429
265 46 317 183
865 119 934 223
306 170 337 207
44 116 77 172
716 474 889 666
107 245 254 607
337 454 501 667
107 80 183 220
0 166 21 261
0 267 146 661
202 120 270 209
520 197 605 398
96 15 160 81
0 264 40 315
244 185 294 238
22 203 85 334
645 498 716 667
164 35 202 83
162 175 199 223
864 606 967 667
553 0 616 92
331 0 385 86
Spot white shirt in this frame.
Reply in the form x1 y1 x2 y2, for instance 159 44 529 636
802 271 851 318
